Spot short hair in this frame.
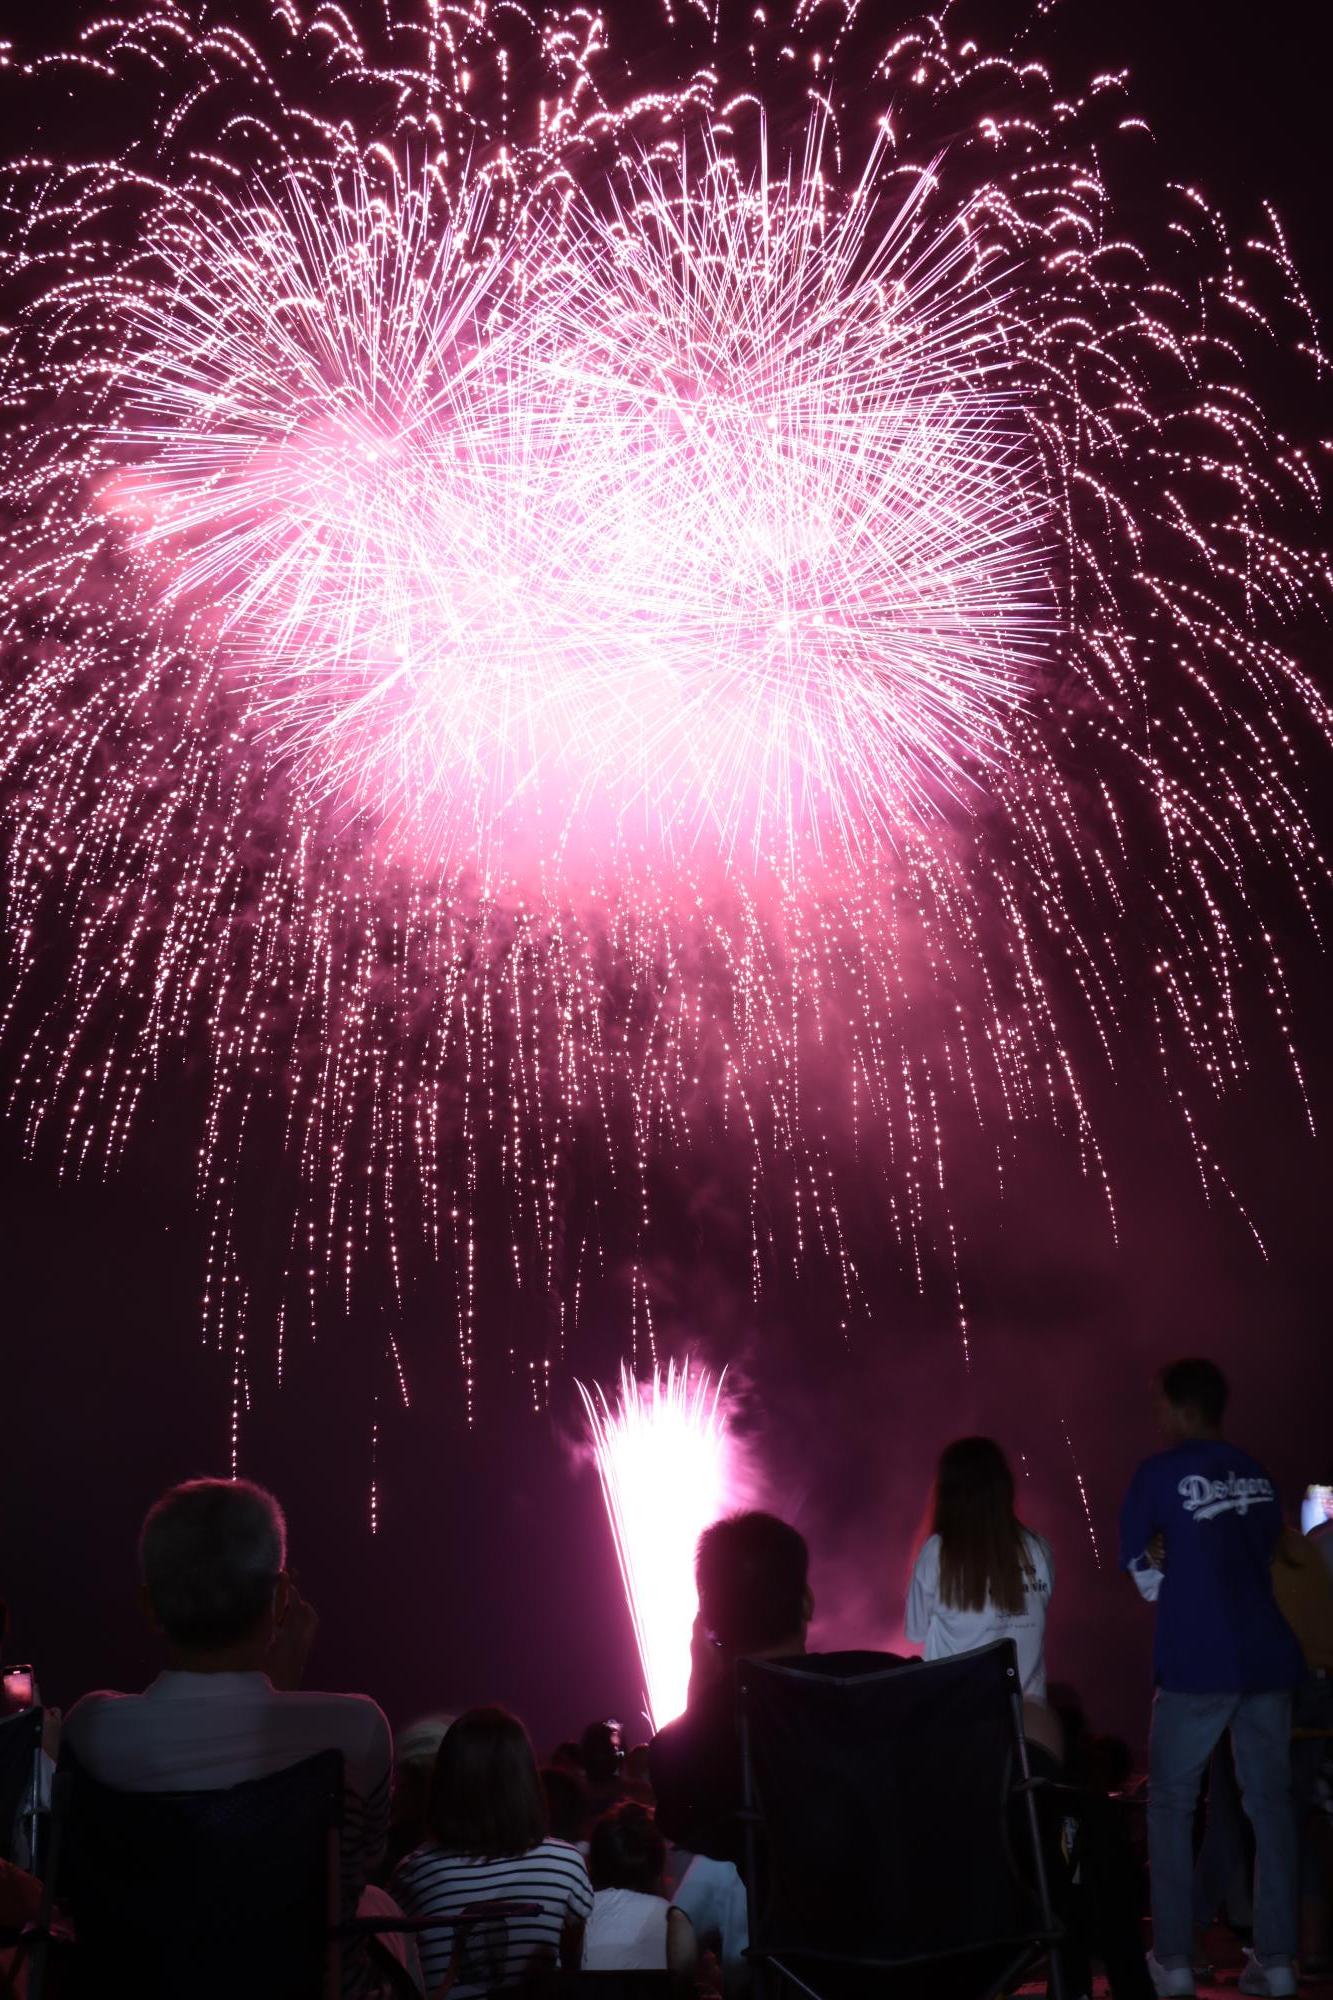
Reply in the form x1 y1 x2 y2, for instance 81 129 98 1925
1159 1357 1229 1427
589 1801 666 1894
428 1707 547 1858
696 1511 809 1656
139 1478 286 1649
579 1719 622 1783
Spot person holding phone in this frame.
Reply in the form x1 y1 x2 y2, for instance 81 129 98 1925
63 1478 393 1996
1305 1484 1333 1585
650 1510 904 1873
0 1600 60 1873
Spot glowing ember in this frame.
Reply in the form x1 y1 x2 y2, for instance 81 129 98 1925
578 1363 734 1730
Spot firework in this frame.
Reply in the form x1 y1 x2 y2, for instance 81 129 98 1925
91 144 1054 877
0 3 1328 1426
578 1362 734 1729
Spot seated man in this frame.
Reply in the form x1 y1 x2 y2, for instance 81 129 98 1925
64 1478 392 1987
650 1509 903 1873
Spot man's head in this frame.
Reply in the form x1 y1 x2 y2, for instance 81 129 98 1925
140 1478 287 1661
579 1718 623 1784
1155 1357 1228 1441
695 1510 811 1662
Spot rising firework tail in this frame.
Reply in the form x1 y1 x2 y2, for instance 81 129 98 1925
0 4 1328 1431
578 1362 734 1730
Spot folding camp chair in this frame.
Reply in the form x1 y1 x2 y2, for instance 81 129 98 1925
50 1745 421 2000
408 1897 549 2000
738 1639 1063 2000
556 1975 673 2000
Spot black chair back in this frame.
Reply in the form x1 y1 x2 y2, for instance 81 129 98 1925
0 1708 43 1867
738 1640 1058 1989
57 1745 343 2000
557 1977 673 2000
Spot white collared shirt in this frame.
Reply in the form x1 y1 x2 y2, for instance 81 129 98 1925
64 1670 391 1980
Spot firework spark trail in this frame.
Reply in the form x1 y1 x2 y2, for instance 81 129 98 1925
0 1 1329 1419
1065 1421 1102 1569
578 1361 734 1729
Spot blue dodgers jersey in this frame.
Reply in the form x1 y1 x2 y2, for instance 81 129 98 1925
1119 1439 1305 1693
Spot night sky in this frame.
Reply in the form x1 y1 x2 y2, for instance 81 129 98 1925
2 0 1331 1758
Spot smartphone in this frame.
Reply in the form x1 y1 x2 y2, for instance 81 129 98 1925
1301 1485 1333 1536
1 1665 35 1713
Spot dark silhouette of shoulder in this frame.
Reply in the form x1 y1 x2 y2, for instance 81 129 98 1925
650 1648 904 1867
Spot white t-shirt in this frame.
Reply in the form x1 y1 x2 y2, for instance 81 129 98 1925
583 1888 671 1970
905 1529 1054 1699
390 1837 593 1996
673 1854 748 1983
64 1671 392 1994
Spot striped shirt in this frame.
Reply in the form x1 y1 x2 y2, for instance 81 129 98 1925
390 1838 593 1995
64 1672 391 1994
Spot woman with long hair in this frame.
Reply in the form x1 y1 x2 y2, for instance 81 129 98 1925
390 1706 593 1996
906 1436 1055 1701
908 1443 1156 2000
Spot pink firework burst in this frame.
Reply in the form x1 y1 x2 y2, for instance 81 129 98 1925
93 135 1053 877
0 1 1328 1421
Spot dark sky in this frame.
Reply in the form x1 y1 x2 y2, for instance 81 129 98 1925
2 0 1331 1758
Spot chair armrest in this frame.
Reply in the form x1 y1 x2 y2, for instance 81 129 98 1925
1013 1775 1084 1798
338 1899 544 1936
0 1914 75 1945
338 1915 442 1935
363 1933 426 2000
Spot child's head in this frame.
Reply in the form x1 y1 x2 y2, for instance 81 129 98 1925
589 1800 666 1895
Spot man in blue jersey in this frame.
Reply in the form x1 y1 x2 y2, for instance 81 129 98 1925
1120 1358 1303 2000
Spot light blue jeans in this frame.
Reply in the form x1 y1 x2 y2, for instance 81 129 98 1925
1193 1738 1252 1928
1149 1688 1298 1968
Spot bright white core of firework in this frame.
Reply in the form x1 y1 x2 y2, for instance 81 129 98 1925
579 1362 735 1730
102 146 1053 882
